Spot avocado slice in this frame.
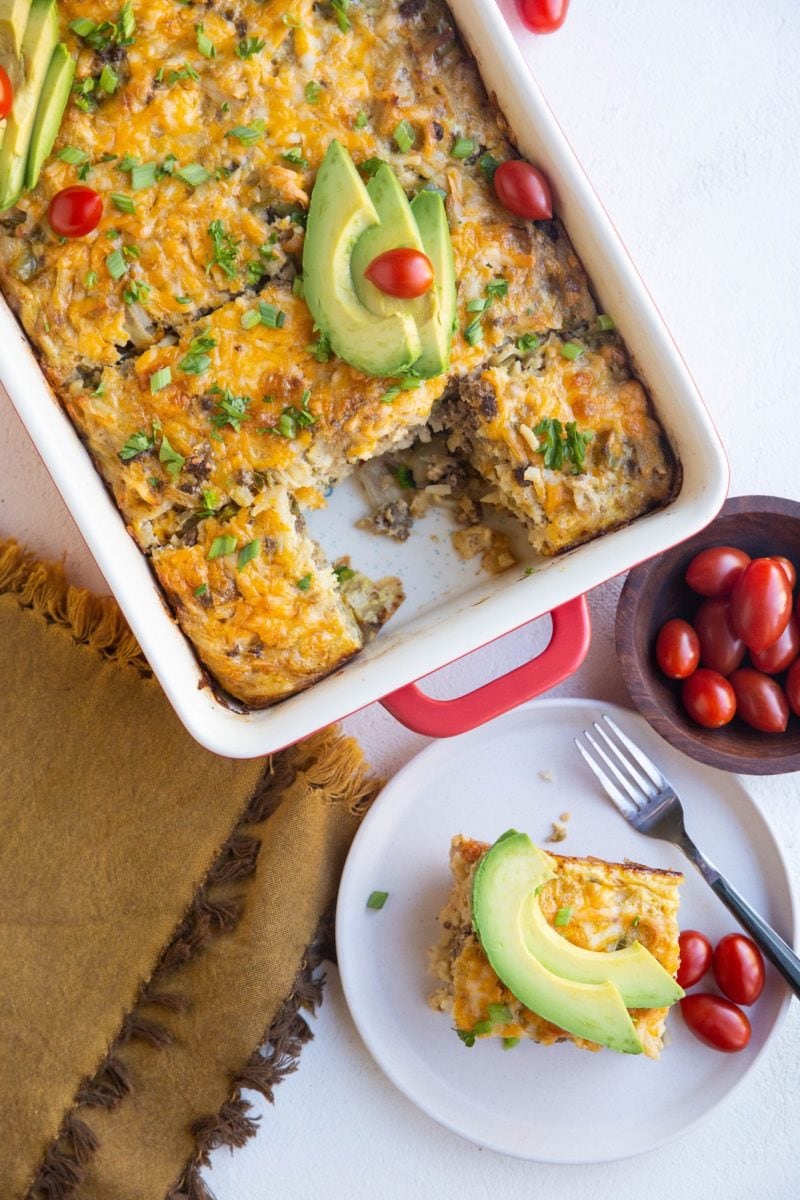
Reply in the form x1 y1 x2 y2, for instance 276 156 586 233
0 0 58 211
0 0 33 88
517 846 684 1008
302 141 421 378
350 162 435 326
472 831 644 1054
409 190 457 377
25 44 75 190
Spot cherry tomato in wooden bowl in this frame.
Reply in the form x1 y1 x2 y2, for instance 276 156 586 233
681 669 736 729
493 160 552 221
655 619 699 680
786 658 800 717
730 558 793 653
517 0 570 34
680 993 751 1052
0 65 13 121
685 546 750 598
750 616 799 675
676 930 712 989
48 186 103 239
713 934 765 1006
729 668 789 734
364 248 434 299
693 598 745 677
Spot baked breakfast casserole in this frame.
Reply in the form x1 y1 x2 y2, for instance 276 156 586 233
429 833 684 1058
0 0 677 706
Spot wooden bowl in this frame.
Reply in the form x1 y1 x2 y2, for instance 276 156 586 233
616 495 800 774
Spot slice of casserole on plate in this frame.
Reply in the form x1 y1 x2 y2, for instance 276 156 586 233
429 833 684 1059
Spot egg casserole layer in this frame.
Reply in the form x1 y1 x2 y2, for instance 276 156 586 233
0 0 677 706
429 836 683 1059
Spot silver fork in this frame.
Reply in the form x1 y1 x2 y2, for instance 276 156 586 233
576 714 800 999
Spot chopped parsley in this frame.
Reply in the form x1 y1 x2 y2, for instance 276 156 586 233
486 277 508 299
333 563 355 583
210 386 251 432
282 146 309 169
516 333 540 353
393 119 415 153
479 152 499 182
158 433 184 479
358 156 384 178
393 464 415 490
178 329 216 375
208 535 237 560
194 584 208 597
305 331 331 362
455 1028 477 1047
118 429 155 460
166 63 200 86
123 277 151 305
273 390 315 438
533 417 593 474
295 573 312 591
206 219 239 278
69 3 135 53
236 36 266 58
237 539 260 570
366 890 389 910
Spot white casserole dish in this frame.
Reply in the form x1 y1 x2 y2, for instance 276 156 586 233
0 0 728 758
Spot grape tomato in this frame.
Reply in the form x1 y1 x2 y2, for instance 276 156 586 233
729 668 789 733
517 0 570 33
713 934 765 1006
676 930 712 989
680 993 751 1052
48 186 103 238
364 248 434 299
693 598 746 677
685 546 750 598
681 669 736 728
730 558 792 653
750 616 799 675
0 65 12 121
655 619 699 679
786 658 800 717
493 160 552 221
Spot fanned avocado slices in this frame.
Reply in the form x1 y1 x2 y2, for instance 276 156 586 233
0 0 58 211
25 42 75 190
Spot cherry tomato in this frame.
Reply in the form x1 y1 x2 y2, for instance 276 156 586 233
693 598 746 676
493 160 552 221
655 618 700 680
685 546 750 598
0 65 12 121
786 657 800 717
364 248 434 299
681 668 736 728
750 616 800 674
772 555 797 590
48 185 104 239
676 930 712 989
730 558 792 653
713 934 765 1006
517 0 570 34
729 668 789 733
680 993 751 1052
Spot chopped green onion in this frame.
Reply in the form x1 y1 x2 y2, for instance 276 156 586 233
354 109 368 129
502 1037 520 1050
150 366 172 393
597 313 616 331
516 333 540 352
451 136 477 159
554 907 572 927
110 192 135 214
305 332 331 361
282 146 309 168
487 1003 513 1024
69 17 96 37
208 535 237 560
359 156 384 178
237 539 260 570
158 433 184 479
257 300 286 328
366 890 389 909
84 270 97 289
304 80 322 103
195 23 216 58
236 36 266 58
99 64 118 94
330 0 351 33
106 248 127 279
393 119 415 153
57 145 88 166
466 297 489 313
463 318 483 346
206 219 239 278
227 120 265 146
560 341 584 361
131 162 157 190
194 584 208 597
282 12 303 27
295 573 312 591
176 295 192 304
292 275 304 297
333 563 355 583
176 162 210 187
240 309 261 330
479 152 499 181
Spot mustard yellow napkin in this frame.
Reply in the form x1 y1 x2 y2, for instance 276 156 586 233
0 541 377 1200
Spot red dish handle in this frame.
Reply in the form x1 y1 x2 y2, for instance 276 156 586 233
380 594 591 738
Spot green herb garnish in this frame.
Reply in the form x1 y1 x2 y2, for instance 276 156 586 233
178 328 216 375
333 563 355 583
177 162 210 188
305 332 331 362
393 119 415 153
208 535 237 560
123 277 151 304
532 417 593 474
84 270 97 290
111 192 135 214
105 248 127 279
227 121 265 147
295 573 312 591
57 145 87 166
304 79 322 103
486 277 508 299
206 219 239 278
451 136 477 159
98 64 118 94
194 584 208 597
354 109 368 129
479 153 499 181
560 341 584 361
330 0 351 33
210 386 251 432
282 146 309 169
158 433 184 479
554 907 572 927
597 313 615 331
150 367 171 393
502 1037 520 1050
195 23 216 58
393 464 415 490
358 156 384 178
237 539 260 570
257 300 286 328
516 333 540 353
131 162 157 190
366 890 389 909
236 35 266 58
118 429 154 460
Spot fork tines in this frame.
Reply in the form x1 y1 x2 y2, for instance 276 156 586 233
575 715 666 819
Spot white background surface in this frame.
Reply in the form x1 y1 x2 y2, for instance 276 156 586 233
2 0 799 1196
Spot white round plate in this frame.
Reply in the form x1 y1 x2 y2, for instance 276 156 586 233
336 698 795 1163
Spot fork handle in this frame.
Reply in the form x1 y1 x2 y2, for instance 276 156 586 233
707 873 800 999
